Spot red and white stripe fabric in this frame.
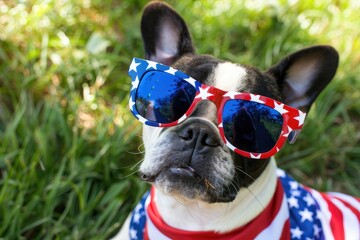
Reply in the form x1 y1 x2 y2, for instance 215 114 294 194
146 180 290 240
129 169 360 240
308 190 360 240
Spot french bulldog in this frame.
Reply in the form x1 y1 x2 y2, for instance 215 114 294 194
114 1 360 239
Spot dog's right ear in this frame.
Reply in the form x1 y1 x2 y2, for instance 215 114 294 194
141 1 195 65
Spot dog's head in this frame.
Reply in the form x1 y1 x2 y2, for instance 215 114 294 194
133 1 338 203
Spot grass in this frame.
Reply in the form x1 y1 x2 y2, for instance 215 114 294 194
0 0 359 239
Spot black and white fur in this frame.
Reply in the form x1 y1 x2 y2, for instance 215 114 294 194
114 1 339 238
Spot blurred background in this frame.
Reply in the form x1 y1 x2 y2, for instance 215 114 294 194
0 0 359 239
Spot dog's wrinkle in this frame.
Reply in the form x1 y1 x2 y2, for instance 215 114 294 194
141 118 240 203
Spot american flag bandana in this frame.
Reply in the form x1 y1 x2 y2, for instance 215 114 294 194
128 169 360 240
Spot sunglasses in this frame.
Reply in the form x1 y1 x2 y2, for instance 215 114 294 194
128 58 306 159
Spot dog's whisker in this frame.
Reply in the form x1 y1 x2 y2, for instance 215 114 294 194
126 143 145 155
119 169 141 179
234 166 256 182
245 186 265 210
129 158 144 170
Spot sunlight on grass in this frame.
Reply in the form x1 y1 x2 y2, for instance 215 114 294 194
0 0 359 238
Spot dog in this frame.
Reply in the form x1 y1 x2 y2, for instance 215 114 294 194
113 1 360 239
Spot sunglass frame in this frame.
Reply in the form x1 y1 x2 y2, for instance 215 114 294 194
128 58 306 159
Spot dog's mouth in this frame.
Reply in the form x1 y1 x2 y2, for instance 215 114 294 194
140 164 221 201
141 165 200 182
168 166 196 177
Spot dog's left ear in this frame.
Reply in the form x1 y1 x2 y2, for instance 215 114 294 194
267 45 339 112
140 1 195 65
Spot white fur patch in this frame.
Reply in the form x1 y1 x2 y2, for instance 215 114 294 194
213 62 248 92
155 158 278 232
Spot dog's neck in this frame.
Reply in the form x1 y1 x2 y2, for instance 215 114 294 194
154 158 278 233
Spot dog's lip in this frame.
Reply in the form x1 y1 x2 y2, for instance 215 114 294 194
140 166 197 182
168 166 196 177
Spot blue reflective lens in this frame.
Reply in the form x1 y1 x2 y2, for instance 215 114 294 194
222 100 283 153
135 71 196 123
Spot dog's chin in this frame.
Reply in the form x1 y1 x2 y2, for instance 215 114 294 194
141 166 238 203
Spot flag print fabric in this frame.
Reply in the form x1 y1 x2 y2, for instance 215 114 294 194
128 169 360 240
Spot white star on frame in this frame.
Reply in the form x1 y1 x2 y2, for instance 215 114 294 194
129 59 141 72
195 87 213 100
282 126 293 137
223 91 238 99
165 67 177 75
184 77 197 87
227 142 236 151
274 102 288 115
146 61 158 70
294 111 306 126
129 98 135 109
250 153 262 159
250 94 265 104
136 114 148 124
131 76 140 91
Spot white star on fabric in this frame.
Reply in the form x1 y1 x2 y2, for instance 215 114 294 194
146 61 158 70
291 227 304 239
131 76 140 91
313 224 321 237
133 211 142 223
130 228 138 239
316 210 322 220
299 208 313 222
165 67 177 75
288 196 299 208
195 87 213 100
294 111 306 126
134 203 143 213
274 102 289 115
303 193 315 206
289 180 299 190
250 94 265 104
223 91 238 99
129 59 141 72
184 77 197 87
291 190 301 197
277 169 286 178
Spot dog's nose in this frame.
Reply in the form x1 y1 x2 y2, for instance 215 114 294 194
178 119 220 148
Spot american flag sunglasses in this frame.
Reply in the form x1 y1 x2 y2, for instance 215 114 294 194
128 58 306 159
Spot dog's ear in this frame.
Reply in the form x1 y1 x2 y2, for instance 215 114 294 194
267 46 339 112
141 1 195 65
